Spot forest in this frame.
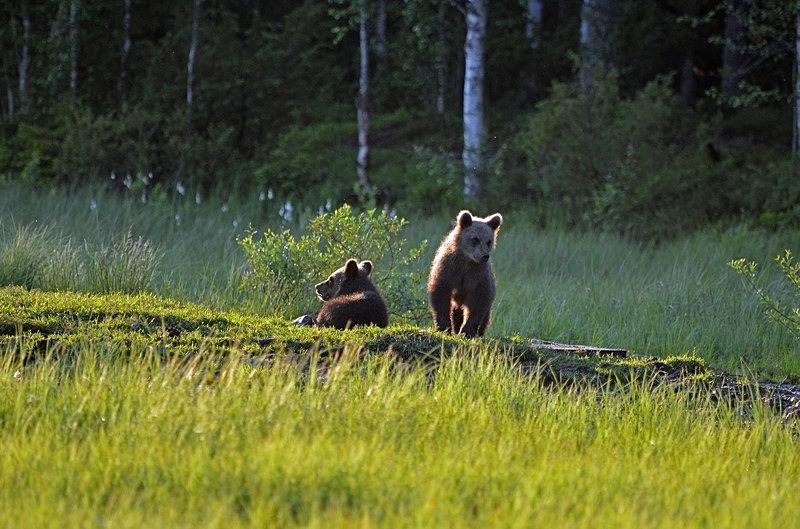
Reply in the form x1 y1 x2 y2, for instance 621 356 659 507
1 0 798 239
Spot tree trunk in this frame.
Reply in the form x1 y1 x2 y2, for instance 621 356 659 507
69 0 79 99
118 0 132 105
680 52 696 107
580 0 605 92
374 0 386 59
526 0 543 50
721 0 746 98
17 1 30 113
3 53 14 122
435 1 446 115
356 5 373 195
187 0 201 112
462 0 487 201
795 9 800 157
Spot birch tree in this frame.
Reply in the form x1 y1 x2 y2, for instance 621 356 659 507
356 3 373 195
117 0 131 105
526 0 543 50
17 0 30 113
186 0 201 117
795 8 800 156
462 0 487 200
579 0 611 92
721 0 746 98
68 0 78 98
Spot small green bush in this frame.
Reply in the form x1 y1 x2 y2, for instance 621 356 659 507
239 204 428 323
731 249 800 341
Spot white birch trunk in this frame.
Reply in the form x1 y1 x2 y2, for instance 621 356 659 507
356 6 372 194
118 0 132 104
794 9 800 156
18 1 30 112
435 1 446 115
721 0 745 97
374 0 386 59
187 0 201 109
526 0 543 50
3 54 13 121
69 0 79 98
462 0 487 200
579 0 598 91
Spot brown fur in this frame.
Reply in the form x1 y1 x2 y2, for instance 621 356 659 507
427 210 503 337
315 259 389 329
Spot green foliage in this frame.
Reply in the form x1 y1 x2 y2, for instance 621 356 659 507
507 73 733 239
742 159 800 229
254 121 357 206
239 204 428 323
730 249 800 341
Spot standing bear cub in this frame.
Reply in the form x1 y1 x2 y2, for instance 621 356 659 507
427 210 503 337
315 258 389 329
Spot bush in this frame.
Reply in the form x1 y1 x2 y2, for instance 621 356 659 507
506 73 733 239
254 121 358 207
731 250 800 341
239 205 429 323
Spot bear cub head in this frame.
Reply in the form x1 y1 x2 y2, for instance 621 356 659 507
315 259 376 301
455 210 503 264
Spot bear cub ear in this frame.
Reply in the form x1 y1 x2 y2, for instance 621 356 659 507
486 213 503 231
344 259 360 278
457 210 474 228
359 260 373 276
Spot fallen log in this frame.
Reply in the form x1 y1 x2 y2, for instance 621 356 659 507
529 339 627 358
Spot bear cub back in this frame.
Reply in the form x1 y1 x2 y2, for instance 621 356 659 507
315 259 389 329
427 210 503 337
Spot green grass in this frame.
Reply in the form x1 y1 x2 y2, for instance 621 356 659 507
2 181 800 528
3 182 798 378
1 343 797 528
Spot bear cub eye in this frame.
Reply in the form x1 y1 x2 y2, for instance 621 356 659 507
470 236 480 246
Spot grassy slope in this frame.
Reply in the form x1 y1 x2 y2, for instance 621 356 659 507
1 287 799 528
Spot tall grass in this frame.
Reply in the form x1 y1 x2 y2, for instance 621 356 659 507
2 180 799 377
0 344 797 529
491 220 800 377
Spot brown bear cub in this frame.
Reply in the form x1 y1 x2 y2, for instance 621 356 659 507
315 259 389 329
427 210 503 337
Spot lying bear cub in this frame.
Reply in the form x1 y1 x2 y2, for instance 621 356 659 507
315 258 389 329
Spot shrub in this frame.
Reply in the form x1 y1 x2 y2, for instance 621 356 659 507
239 204 429 323
730 249 800 340
506 73 731 239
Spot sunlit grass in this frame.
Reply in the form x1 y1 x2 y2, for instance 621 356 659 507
0 346 797 529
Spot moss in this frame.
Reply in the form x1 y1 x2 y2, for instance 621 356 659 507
0 285 714 389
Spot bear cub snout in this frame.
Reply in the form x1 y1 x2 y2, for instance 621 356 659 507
427 210 503 337
315 258 389 329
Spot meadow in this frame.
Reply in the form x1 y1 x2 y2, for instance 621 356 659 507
2 180 800 528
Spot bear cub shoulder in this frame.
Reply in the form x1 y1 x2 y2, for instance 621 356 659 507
315 259 389 329
427 210 503 337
